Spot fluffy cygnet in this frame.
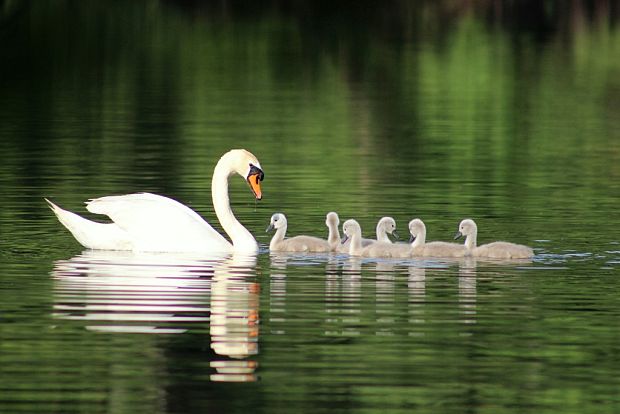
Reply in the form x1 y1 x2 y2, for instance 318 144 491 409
336 216 399 253
455 219 534 259
325 212 341 252
267 213 331 253
342 219 410 258
408 219 466 258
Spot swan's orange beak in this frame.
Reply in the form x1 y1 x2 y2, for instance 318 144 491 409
246 165 264 200
248 174 262 200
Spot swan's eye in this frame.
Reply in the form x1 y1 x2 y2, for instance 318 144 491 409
249 164 264 181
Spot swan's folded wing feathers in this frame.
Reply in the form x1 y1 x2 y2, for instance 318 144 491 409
86 193 232 252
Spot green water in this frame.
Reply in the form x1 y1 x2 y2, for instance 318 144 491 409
1 1 619 413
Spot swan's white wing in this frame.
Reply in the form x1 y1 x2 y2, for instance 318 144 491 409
46 198 132 250
86 193 232 253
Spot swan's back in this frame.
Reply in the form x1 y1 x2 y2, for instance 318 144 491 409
46 199 133 250
268 212 331 253
475 241 533 259
273 235 331 253
362 242 411 258
338 236 375 253
87 193 231 252
421 241 466 258
457 218 534 259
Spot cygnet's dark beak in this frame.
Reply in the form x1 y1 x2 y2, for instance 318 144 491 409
341 234 349 244
454 231 463 240
409 235 416 243
391 230 400 241
266 223 274 232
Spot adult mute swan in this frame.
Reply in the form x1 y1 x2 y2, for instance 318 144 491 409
408 219 465 258
454 219 534 259
266 213 331 253
341 219 410 258
46 149 265 253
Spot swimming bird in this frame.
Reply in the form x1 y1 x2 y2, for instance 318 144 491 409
342 219 411 258
325 212 341 252
266 213 331 253
46 149 264 253
335 215 399 253
454 219 534 259
408 219 465 258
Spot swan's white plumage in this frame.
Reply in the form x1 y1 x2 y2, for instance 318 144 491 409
362 241 412 258
46 198 132 250
342 219 410 258
85 193 232 252
456 218 534 259
325 212 341 252
267 213 331 253
375 217 398 244
47 149 263 253
336 215 397 253
409 219 465 258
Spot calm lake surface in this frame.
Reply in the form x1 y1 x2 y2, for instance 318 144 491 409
1 1 619 413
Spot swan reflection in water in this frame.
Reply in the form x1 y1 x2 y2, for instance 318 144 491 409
209 253 259 382
459 257 477 327
51 250 260 382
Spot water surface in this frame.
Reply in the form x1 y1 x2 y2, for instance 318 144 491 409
0 2 619 413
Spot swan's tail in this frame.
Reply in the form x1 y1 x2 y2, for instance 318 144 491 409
45 198 132 250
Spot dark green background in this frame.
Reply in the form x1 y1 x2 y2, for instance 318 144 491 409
0 1 619 413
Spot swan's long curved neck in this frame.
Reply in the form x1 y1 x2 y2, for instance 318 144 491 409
328 223 340 246
376 223 387 242
269 226 286 250
411 228 426 249
348 232 363 256
464 229 477 251
212 161 257 252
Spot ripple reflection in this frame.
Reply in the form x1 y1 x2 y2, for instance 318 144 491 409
51 250 260 382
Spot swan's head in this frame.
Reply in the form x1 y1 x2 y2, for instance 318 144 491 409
325 212 339 227
341 219 361 244
378 217 399 240
223 149 265 200
455 219 477 240
266 213 287 232
408 219 425 243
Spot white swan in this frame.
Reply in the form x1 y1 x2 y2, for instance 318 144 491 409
408 219 465 258
455 219 534 259
266 213 331 252
336 216 398 253
341 219 411 258
46 149 265 253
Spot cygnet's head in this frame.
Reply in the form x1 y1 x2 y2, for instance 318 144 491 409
378 217 398 238
266 213 287 232
341 219 362 244
454 219 477 240
408 218 425 243
326 212 340 227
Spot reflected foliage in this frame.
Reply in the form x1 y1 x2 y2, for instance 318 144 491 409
0 1 619 413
